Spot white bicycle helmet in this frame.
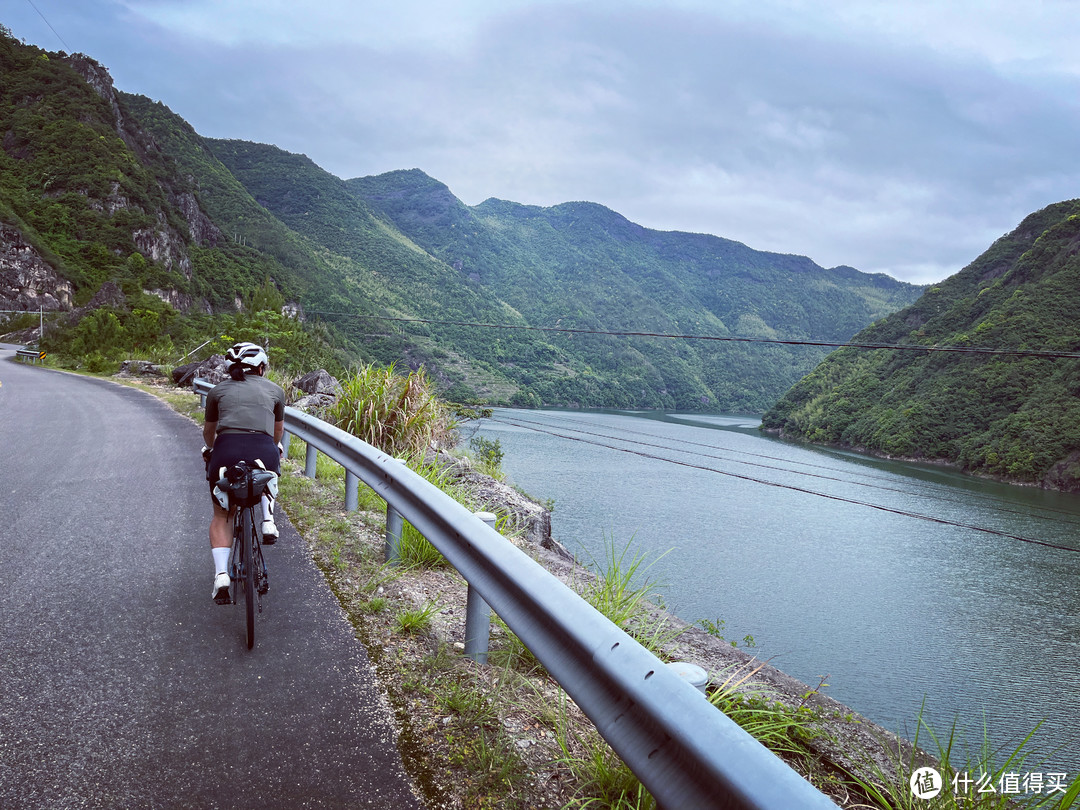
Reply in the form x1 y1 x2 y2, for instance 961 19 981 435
225 341 269 372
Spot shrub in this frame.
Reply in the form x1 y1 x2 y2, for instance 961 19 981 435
469 435 504 478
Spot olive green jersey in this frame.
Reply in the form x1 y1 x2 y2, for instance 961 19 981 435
205 375 286 436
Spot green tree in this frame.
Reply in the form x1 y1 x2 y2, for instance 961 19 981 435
246 276 286 313
70 309 126 358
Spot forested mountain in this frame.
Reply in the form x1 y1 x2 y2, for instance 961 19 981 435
0 26 348 372
762 199 1080 489
1 27 923 410
215 155 922 410
344 171 923 410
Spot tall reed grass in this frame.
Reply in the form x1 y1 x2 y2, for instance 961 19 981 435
328 362 455 458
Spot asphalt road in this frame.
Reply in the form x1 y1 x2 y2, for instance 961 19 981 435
0 346 422 809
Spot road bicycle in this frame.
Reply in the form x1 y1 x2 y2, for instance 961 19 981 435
212 461 277 649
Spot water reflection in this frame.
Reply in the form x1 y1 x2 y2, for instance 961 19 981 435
474 408 1080 773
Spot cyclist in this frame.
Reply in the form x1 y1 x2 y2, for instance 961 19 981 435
202 342 286 603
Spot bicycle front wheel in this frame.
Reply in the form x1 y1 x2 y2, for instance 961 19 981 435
240 507 256 649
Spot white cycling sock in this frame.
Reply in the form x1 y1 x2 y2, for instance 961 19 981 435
212 547 231 576
261 493 275 525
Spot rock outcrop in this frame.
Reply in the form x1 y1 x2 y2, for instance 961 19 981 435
117 359 168 379
0 223 73 312
291 368 341 413
172 354 228 387
61 53 223 284
432 452 569 560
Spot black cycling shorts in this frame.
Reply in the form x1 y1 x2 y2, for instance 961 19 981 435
207 432 280 498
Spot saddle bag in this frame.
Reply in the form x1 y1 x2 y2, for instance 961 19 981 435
212 460 279 509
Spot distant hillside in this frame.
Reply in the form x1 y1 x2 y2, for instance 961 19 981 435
343 169 924 410
762 199 1080 489
1 26 923 410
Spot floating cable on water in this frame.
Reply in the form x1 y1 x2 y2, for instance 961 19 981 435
487 414 1080 554
495 410 1080 527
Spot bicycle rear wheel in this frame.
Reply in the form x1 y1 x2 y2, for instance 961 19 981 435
240 507 256 649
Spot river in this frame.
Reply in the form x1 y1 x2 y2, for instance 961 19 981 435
471 408 1080 776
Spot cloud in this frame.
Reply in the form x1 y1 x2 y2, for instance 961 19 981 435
7 0 1080 284
117 0 550 51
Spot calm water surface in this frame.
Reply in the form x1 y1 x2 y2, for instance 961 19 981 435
473 408 1080 774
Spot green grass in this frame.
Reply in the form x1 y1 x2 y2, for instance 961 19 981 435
286 436 345 479
355 596 388 614
286 436 390 519
487 616 545 676
395 601 441 634
287 435 505 571
707 661 818 758
437 675 500 725
394 455 492 569
579 536 682 655
581 536 663 626
846 706 1080 809
553 693 657 810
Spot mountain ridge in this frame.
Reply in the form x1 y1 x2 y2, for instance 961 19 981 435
0 28 923 411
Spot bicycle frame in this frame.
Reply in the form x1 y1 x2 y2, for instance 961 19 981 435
213 460 275 649
226 496 269 649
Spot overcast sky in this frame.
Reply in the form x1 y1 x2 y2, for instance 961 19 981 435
6 1 1080 284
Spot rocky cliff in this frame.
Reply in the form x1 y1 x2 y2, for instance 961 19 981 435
61 53 223 281
0 33 230 321
0 223 72 312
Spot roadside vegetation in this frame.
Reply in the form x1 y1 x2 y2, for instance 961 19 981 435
31 286 347 380
275 435 1080 809
327 361 456 458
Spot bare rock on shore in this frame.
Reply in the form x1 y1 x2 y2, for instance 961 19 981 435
434 453 570 560
117 359 169 379
172 354 228 387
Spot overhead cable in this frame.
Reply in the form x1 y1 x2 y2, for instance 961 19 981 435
25 0 71 51
303 310 1080 359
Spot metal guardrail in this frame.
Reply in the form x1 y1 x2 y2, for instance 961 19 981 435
194 377 840 809
15 348 46 364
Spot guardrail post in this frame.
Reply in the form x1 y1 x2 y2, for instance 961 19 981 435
464 511 496 664
666 661 709 695
385 505 404 565
281 433 291 459
383 459 409 563
305 442 318 478
345 470 359 512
